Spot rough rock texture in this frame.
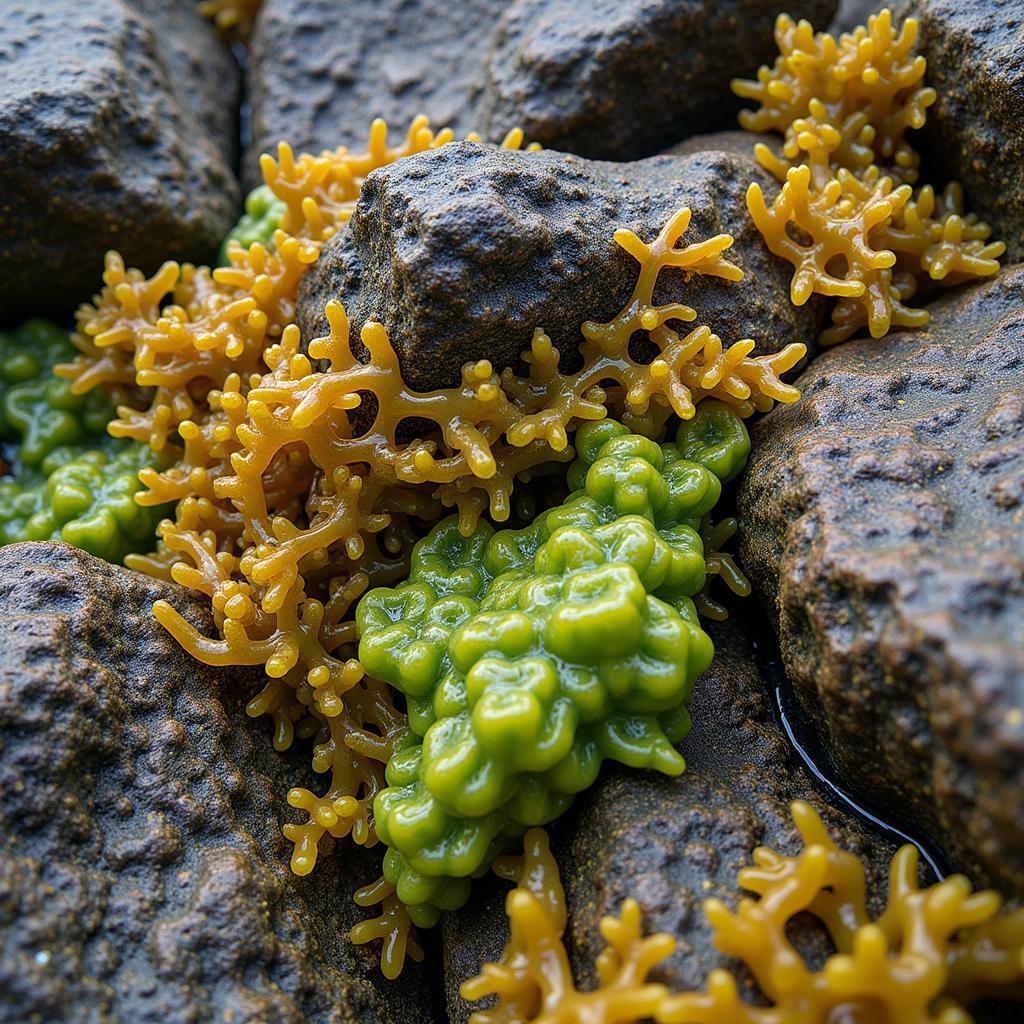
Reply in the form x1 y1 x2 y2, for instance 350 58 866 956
0 543 434 1024
895 0 1024 261
246 0 510 187
480 0 837 160
0 0 240 324
298 140 822 393
738 268 1024 898
442 618 903 1020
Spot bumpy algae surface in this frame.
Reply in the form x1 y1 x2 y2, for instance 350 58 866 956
355 404 750 929
0 320 165 562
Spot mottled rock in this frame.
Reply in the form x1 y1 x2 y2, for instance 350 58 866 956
298 140 822 393
895 0 1024 260
738 268 1024 897
0 0 240 324
246 0 509 187
480 0 837 160
0 543 433 1024
442 618 903 1020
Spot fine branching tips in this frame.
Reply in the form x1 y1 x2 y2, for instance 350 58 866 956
462 807 1024 1024
733 8 1005 343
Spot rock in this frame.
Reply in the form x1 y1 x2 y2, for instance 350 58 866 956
246 0 509 188
737 267 1024 897
830 0 887 32
0 542 434 1024
442 618 903 1020
297 140 823 394
0 0 240 324
480 0 838 160
894 0 1024 261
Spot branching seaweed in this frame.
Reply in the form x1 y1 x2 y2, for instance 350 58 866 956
733 8 1004 341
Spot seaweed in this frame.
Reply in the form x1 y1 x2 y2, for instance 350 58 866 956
733 8 1005 342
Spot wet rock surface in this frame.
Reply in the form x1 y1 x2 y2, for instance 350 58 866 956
480 0 837 160
442 618 902 1020
0 543 433 1024
0 0 240 325
895 0 1024 260
246 0 510 188
298 140 823 393
737 268 1024 897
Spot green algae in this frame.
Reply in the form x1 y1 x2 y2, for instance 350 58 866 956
0 320 167 562
356 402 751 925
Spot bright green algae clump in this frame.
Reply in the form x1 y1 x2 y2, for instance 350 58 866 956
0 319 167 562
357 402 751 926
219 184 287 262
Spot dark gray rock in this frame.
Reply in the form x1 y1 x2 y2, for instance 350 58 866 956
442 618 902 1021
830 0 887 32
895 0 1024 260
0 0 240 324
0 542 434 1024
246 0 511 188
298 140 823 394
479 0 838 160
737 267 1024 898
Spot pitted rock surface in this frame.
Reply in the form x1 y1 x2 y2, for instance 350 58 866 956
298 140 823 394
738 268 1024 897
246 0 510 188
442 619 900 1020
480 0 837 160
0 0 240 324
895 0 1024 260
0 543 434 1024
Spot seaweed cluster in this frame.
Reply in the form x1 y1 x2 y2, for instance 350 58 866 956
0 320 165 562
356 405 750 932
732 8 1005 342
59 115 804 973
464 804 1024 1023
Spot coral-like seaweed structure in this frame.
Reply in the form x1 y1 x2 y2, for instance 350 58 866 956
0 320 166 562
60 116 804 975
461 827 676 1023
661 801 1024 1023
354 405 749 934
732 8 1005 342
463 805 1024 1024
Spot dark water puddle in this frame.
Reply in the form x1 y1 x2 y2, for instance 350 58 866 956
746 608 953 880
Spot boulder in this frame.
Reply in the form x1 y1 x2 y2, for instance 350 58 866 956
246 0 510 187
297 140 823 394
0 0 240 324
737 268 1024 897
480 0 838 160
0 542 434 1024
442 618 904 1020
896 0 1024 260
